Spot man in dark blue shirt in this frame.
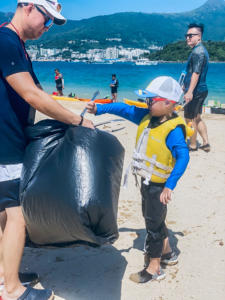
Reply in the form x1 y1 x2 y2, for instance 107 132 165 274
184 23 210 152
0 1 94 300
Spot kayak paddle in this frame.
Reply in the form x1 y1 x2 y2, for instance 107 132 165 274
80 90 100 117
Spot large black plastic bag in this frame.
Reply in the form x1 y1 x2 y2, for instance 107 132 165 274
20 119 125 247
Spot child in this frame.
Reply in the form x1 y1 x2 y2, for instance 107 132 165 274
87 76 190 284
110 74 119 102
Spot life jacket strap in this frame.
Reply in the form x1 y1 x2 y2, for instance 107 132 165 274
133 151 173 172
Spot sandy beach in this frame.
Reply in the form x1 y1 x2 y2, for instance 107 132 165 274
22 101 225 300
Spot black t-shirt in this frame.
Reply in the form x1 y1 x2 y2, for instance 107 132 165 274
111 79 119 93
0 27 39 164
184 42 209 94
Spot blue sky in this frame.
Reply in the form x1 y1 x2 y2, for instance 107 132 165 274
1 0 207 20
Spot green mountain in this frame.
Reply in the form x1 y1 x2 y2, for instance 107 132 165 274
1 0 225 49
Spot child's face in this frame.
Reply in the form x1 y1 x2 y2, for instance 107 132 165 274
150 99 174 117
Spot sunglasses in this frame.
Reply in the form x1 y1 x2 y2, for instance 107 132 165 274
185 33 199 39
35 5 53 28
146 97 176 106
146 97 154 106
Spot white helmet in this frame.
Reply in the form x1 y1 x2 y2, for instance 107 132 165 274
135 76 183 103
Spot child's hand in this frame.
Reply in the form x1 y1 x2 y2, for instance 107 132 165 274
160 187 172 205
86 102 97 114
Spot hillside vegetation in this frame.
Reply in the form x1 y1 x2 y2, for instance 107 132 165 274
147 41 225 62
1 0 225 49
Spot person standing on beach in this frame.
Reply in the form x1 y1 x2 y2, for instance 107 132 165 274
110 74 119 102
0 1 94 300
184 23 210 152
54 68 64 96
87 76 190 284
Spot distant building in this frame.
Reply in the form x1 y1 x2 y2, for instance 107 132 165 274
148 45 163 51
26 49 39 60
106 38 122 42
105 47 119 59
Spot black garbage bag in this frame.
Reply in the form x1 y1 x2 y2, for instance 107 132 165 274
20 119 125 247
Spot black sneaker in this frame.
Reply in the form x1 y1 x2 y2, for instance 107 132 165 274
161 251 178 266
144 251 178 267
129 268 165 284
19 272 39 286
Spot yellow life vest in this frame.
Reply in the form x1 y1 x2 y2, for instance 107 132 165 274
132 114 191 185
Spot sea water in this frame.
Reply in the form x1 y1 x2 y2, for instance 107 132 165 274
33 62 225 104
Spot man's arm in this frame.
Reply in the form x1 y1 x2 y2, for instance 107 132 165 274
6 72 94 128
184 72 199 103
160 127 190 205
184 51 205 103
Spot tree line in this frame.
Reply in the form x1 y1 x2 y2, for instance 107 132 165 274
147 41 225 62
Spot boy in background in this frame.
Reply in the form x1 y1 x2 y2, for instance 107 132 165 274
110 74 119 102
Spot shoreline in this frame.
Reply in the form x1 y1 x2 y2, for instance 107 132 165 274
32 59 225 64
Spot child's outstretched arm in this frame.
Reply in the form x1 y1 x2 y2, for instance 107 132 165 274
86 102 149 125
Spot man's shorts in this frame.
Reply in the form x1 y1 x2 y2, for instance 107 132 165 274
111 88 118 94
0 164 22 212
0 179 20 212
184 91 208 119
56 84 63 92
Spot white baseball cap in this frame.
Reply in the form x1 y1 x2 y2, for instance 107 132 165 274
18 0 66 25
135 76 183 103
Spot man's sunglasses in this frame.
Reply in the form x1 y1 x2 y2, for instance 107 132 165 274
35 5 53 28
185 33 199 39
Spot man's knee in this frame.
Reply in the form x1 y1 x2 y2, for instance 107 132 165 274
5 207 25 227
194 114 202 124
0 211 7 232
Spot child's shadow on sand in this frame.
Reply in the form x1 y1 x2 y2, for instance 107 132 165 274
21 228 183 300
22 242 129 300
119 227 184 257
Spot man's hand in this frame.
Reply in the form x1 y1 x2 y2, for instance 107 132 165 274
160 187 172 205
86 102 97 114
82 118 95 129
184 91 193 103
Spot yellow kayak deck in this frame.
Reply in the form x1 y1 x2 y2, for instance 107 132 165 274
124 98 148 108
